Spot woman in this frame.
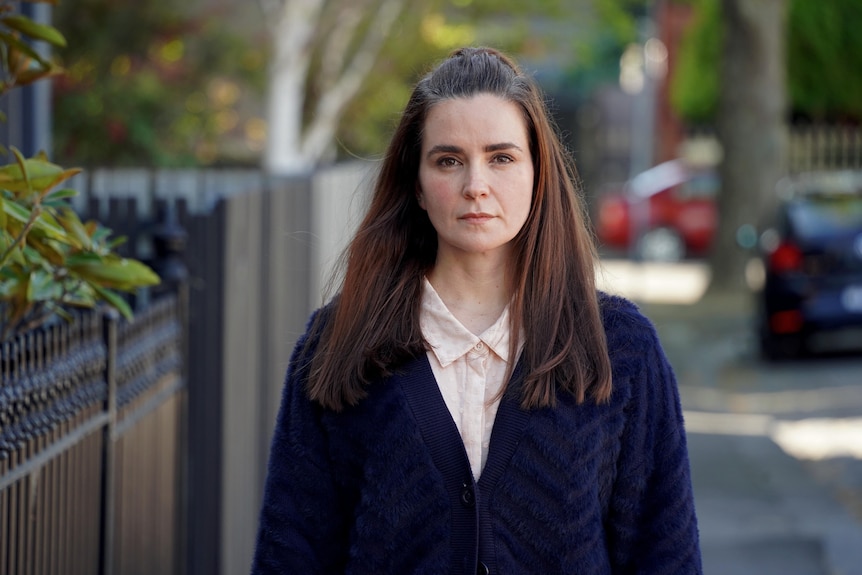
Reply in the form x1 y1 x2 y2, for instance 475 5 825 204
252 47 702 574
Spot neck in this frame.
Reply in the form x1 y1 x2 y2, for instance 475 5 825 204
427 256 511 335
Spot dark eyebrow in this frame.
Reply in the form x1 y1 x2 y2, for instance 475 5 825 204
425 142 523 158
485 142 523 153
426 144 462 158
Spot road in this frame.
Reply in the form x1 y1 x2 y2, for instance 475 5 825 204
599 259 862 575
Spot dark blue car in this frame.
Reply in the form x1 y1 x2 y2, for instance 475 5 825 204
757 171 862 359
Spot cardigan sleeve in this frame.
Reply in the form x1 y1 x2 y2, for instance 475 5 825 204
251 310 347 574
603 299 703 574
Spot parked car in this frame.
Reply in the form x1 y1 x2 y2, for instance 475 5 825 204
756 171 862 360
595 159 719 261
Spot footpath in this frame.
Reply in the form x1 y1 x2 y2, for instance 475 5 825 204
640 295 862 575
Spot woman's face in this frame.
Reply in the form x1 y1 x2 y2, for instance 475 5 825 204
417 94 534 265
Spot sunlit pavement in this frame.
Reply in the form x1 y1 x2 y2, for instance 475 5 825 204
599 258 862 575
597 258 710 304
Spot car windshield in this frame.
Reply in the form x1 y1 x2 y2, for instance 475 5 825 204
788 195 862 239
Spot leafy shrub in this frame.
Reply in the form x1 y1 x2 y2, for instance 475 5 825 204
1 0 159 340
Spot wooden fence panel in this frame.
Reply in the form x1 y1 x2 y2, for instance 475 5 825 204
220 191 265 575
257 177 312 485
310 162 375 305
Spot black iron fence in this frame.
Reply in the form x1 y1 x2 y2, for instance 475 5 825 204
0 293 186 575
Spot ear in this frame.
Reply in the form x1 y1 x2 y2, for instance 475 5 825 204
416 183 426 210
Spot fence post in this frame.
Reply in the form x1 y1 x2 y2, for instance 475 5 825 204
99 309 119 575
151 201 189 296
151 200 190 575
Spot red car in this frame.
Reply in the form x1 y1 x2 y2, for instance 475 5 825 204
595 160 719 261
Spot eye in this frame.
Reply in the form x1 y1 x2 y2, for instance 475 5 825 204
436 156 460 168
492 154 514 164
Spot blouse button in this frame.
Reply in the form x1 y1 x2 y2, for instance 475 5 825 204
475 342 484 350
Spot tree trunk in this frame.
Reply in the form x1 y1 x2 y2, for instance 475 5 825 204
264 61 313 173
261 0 406 175
707 0 788 294
262 0 326 174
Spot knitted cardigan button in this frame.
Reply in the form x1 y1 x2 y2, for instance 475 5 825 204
460 484 475 507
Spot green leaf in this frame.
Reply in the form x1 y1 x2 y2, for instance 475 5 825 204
65 252 103 266
2 198 33 223
1 199 67 240
55 207 91 249
0 276 21 298
50 305 74 322
2 15 67 48
10 147 31 193
0 194 5 227
90 225 113 244
70 256 160 290
0 31 51 68
62 281 97 308
92 284 133 321
107 236 128 249
0 156 78 195
14 67 62 88
28 235 66 266
44 188 78 201
26 269 62 302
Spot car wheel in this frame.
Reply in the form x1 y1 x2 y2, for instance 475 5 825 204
636 227 685 262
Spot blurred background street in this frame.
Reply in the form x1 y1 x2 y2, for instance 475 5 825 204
3 1 862 574
600 259 862 575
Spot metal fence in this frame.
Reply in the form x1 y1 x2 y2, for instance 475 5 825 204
684 125 862 173
788 125 862 173
0 294 185 575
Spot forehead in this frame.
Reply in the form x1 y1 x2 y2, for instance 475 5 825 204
421 94 528 146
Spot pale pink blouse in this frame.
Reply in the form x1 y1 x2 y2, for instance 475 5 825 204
419 278 521 479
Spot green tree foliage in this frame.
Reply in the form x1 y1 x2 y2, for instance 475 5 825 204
49 0 646 166
52 1 267 167
1 0 159 339
670 0 720 124
672 0 862 123
337 0 648 160
788 0 862 121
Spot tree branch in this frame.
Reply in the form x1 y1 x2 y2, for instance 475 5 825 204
302 0 406 161
0 204 42 268
317 1 366 92
267 0 328 70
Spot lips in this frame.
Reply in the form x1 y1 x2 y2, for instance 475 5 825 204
459 212 494 222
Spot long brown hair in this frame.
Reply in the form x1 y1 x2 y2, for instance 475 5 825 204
306 47 612 411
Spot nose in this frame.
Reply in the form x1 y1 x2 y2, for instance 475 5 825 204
463 164 489 199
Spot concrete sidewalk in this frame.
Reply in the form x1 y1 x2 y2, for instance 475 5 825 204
638 296 862 575
688 425 862 575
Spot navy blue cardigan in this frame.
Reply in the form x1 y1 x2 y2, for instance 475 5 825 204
252 294 702 574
